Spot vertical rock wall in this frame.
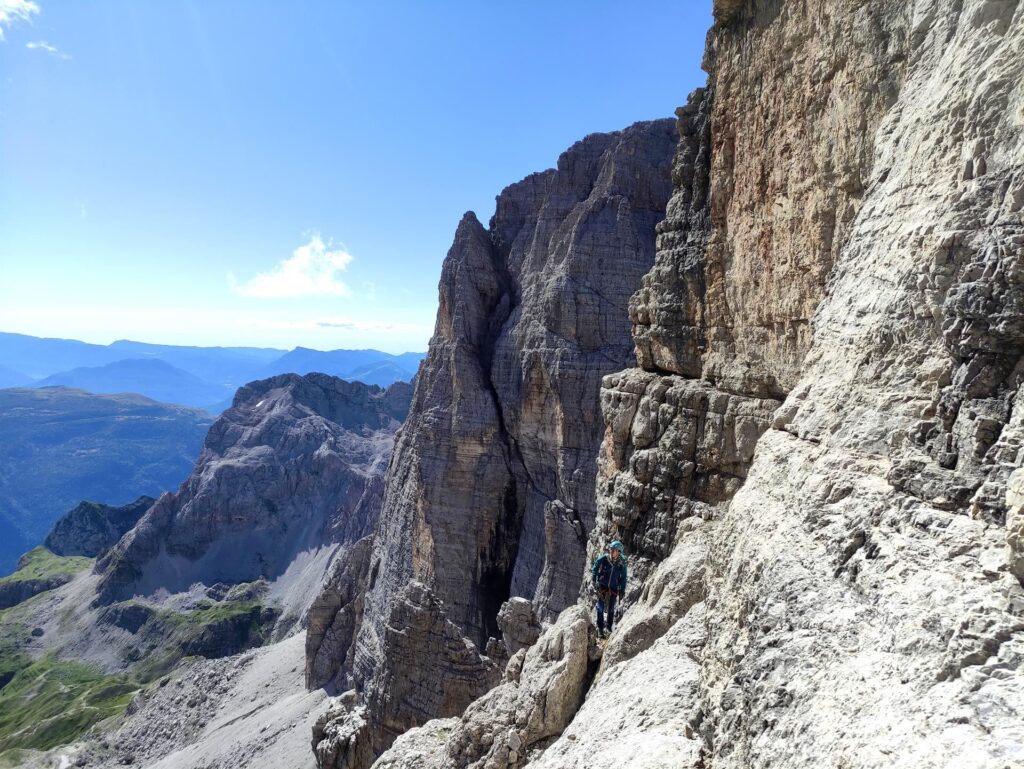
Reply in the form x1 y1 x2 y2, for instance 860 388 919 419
591 1 1024 767
596 0 912 584
308 120 676 765
317 2 1024 767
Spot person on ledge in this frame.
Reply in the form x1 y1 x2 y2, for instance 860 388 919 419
591 540 627 639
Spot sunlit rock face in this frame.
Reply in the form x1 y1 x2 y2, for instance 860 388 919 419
307 119 677 765
360 1 1024 768
594 1 1024 767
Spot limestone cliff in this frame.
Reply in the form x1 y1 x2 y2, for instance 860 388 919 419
96 374 412 605
356 1 1024 768
307 119 677 764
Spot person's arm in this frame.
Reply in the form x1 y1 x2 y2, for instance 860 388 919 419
618 561 628 596
591 555 602 586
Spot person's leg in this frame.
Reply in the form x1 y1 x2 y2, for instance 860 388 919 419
595 594 606 634
606 593 618 633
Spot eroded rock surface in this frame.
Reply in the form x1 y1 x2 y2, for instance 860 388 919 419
44 496 155 558
372 606 593 769
366 2 1024 768
313 581 500 764
310 120 676 766
97 374 412 603
597 1 1024 767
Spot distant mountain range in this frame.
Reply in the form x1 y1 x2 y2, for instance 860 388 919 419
34 359 233 410
0 387 212 574
0 333 426 411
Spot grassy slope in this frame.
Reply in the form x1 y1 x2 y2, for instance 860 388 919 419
0 548 93 587
0 588 274 762
0 654 137 755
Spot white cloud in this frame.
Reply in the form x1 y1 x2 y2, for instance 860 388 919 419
230 235 354 298
0 0 39 40
26 39 69 59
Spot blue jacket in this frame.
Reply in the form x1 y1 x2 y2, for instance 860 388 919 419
591 553 627 595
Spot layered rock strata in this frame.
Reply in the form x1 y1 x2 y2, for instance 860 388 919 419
308 120 677 765
97 374 412 603
594 0 1024 766
366 0 1024 767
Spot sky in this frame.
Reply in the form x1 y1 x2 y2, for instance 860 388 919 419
0 0 712 353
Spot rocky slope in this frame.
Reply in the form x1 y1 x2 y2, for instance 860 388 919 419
97 374 412 605
307 119 677 764
44 496 156 558
314 1 1024 768
0 373 413 768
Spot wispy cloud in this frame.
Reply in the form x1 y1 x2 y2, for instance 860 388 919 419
0 304 434 351
315 318 432 335
230 235 354 298
26 39 69 59
0 0 38 40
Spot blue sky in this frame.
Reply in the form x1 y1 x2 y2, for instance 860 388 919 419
0 0 711 353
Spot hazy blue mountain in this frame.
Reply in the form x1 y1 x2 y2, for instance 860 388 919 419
33 358 232 409
0 387 211 574
0 332 123 379
106 340 285 388
258 347 396 377
0 332 286 385
1 333 424 412
345 360 421 387
258 347 425 382
391 351 428 374
0 364 32 388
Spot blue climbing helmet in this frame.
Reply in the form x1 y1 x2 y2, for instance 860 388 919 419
609 540 624 553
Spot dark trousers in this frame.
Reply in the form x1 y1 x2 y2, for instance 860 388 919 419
596 590 618 633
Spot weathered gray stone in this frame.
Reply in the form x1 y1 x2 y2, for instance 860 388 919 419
593 370 777 587
1008 466 1024 582
314 581 499 764
44 496 155 558
495 598 542 656
600 2 1024 768
371 606 593 769
97 374 411 603
310 120 676 767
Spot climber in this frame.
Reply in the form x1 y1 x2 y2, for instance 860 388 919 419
591 539 627 639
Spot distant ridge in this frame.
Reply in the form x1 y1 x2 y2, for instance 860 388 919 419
0 332 426 412
0 363 32 388
0 386 211 574
257 347 425 386
34 358 232 409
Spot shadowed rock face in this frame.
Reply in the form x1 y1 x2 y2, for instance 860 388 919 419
308 119 676 766
96 374 412 603
44 496 156 558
